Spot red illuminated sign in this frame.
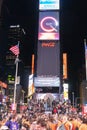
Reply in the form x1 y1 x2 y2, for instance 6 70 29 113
42 42 55 47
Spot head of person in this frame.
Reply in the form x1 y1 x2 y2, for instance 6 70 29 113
35 118 50 130
62 115 68 123
11 114 17 122
83 117 87 124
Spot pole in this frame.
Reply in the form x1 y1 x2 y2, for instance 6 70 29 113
13 55 19 105
23 91 24 104
84 39 87 80
72 92 74 108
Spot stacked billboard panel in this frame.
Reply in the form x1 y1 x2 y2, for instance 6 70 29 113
34 0 60 93
38 11 59 40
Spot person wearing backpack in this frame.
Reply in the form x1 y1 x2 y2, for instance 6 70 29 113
57 123 66 130
57 115 72 130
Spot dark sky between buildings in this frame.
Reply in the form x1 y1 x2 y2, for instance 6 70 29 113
1 0 87 87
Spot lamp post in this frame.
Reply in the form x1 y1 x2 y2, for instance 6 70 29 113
72 92 74 108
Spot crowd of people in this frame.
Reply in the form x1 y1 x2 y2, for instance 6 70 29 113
0 98 87 130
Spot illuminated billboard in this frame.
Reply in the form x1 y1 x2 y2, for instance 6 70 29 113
34 77 60 87
63 83 69 101
63 53 68 79
36 41 60 77
35 93 60 100
38 11 59 40
39 0 60 10
28 74 35 97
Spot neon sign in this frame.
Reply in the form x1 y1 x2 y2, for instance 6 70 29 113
40 16 58 32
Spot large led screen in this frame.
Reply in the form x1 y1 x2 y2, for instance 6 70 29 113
38 12 59 40
35 93 60 100
34 77 60 87
36 41 60 77
39 0 60 10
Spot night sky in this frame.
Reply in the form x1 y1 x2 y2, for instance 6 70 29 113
1 0 87 88
60 1 87 86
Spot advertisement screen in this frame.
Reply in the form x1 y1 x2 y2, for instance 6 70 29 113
34 77 60 87
35 93 60 100
63 53 68 79
38 11 59 40
28 74 35 97
36 41 60 77
39 0 60 10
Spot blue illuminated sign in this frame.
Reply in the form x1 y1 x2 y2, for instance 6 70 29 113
39 0 60 10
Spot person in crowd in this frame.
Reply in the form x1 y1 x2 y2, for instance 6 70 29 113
5 114 19 130
79 116 87 130
52 107 58 114
70 115 82 130
57 115 72 130
48 116 58 130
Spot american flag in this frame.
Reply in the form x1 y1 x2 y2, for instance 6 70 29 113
9 44 19 56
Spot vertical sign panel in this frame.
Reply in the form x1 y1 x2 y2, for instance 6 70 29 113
37 41 60 77
63 53 68 79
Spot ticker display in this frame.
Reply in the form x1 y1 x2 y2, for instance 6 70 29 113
34 77 60 87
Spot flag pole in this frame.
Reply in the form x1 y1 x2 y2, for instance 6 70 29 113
13 42 20 106
13 55 19 104
84 39 87 81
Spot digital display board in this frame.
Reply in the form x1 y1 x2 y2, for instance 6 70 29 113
35 93 60 100
63 53 68 79
38 11 59 40
36 41 60 77
34 77 60 87
39 0 60 10
28 74 35 97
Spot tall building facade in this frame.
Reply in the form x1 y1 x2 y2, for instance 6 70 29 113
5 25 23 102
34 0 61 99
